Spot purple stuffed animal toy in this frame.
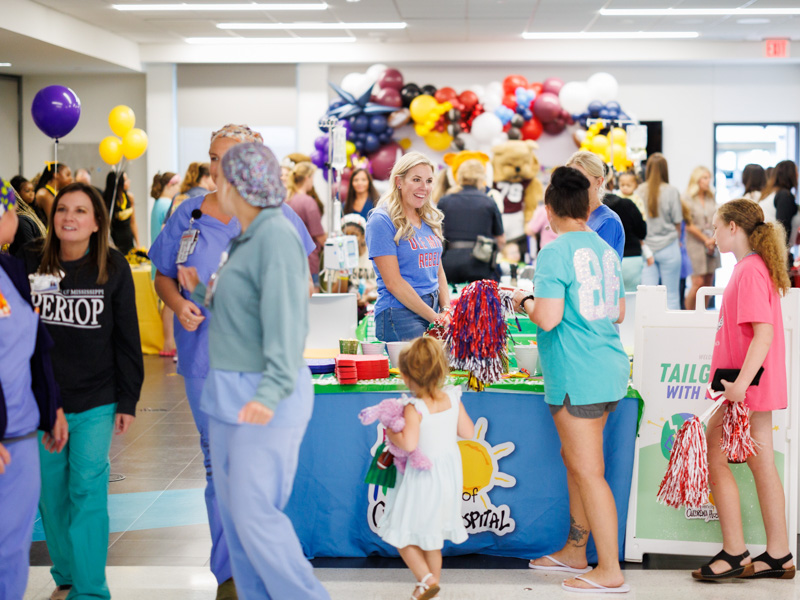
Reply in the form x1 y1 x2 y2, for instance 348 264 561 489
358 397 432 474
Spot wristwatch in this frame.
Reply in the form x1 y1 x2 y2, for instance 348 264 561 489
521 295 535 311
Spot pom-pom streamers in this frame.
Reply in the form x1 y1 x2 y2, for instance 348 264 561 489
720 400 759 463
443 280 516 388
656 396 725 508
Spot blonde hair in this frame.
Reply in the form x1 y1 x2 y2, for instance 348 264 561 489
644 153 669 218
717 199 790 295
455 159 488 188
210 123 263 145
398 337 449 398
377 151 443 245
286 161 323 214
179 162 210 194
686 166 714 200
566 150 606 203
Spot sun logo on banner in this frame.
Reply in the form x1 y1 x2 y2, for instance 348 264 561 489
366 416 517 537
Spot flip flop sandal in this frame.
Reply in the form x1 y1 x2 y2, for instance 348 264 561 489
529 555 592 574
561 576 630 594
411 573 440 600
740 551 795 579
692 549 754 580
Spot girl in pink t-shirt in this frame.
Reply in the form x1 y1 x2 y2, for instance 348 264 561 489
692 199 794 581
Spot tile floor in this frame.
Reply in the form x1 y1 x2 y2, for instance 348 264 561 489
25 357 799 599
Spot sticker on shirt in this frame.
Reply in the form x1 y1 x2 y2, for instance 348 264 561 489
0 289 10 318
31 288 105 329
408 234 443 270
28 272 63 294
176 229 200 264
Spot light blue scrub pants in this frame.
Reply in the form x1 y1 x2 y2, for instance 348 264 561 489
0 435 40 600
641 240 682 310
208 369 330 600
184 376 232 585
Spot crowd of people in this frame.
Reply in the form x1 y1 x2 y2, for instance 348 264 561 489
0 129 796 599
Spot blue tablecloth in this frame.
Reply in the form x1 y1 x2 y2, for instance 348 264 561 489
285 388 638 562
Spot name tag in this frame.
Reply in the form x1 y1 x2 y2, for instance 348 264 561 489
176 229 199 264
28 272 62 294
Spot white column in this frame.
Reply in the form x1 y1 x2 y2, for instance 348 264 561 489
144 63 178 246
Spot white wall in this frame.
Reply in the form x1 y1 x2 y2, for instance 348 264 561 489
0 76 21 178
21 73 148 239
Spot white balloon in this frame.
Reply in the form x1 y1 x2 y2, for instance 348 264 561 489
471 113 503 144
490 132 509 148
482 92 502 112
587 72 619 103
487 81 504 97
459 132 477 151
559 81 591 115
341 72 365 96
365 64 389 83
470 84 486 102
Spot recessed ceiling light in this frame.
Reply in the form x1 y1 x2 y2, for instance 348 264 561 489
522 31 699 40
737 18 771 25
217 22 406 30
600 8 800 17
0 63 11 67
185 36 356 44
113 3 328 11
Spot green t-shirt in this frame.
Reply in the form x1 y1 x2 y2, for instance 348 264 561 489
533 231 629 406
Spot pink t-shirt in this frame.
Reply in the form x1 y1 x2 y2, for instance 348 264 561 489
710 254 786 411
287 192 325 277
527 205 558 248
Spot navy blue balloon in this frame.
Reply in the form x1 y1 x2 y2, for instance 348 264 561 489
588 101 604 118
369 115 387 134
329 100 345 111
378 132 391 145
31 85 81 139
347 128 357 141
356 132 367 142
599 108 612 119
385 126 394 137
605 102 621 118
354 139 365 153
364 133 381 153
351 114 369 133
578 117 588 128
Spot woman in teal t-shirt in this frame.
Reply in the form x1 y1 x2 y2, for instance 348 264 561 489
513 166 630 595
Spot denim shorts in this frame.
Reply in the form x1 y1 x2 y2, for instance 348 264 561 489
374 291 439 342
549 393 619 419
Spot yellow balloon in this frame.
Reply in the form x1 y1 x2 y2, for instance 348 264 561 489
98 136 123 165
610 127 627 146
122 128 148 160
346 140 356 156
590 134 610 155
414 123 429 137
108 105 135 138
423 131 453 152
409 94 437 123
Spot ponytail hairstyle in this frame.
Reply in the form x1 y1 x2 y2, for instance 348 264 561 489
150 172 176 200
717 199 790 295
544 166 591 220
34 163 70 194
644 153 669 218
760 159 798 201
377 151 442 244
397 337 449 398
286 162 324 214
179 162 211 194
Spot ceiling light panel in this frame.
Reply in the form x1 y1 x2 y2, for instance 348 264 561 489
217 22 407 29
522 31 700 39
600 8 800 17
112 3 328 11
185 36 355 44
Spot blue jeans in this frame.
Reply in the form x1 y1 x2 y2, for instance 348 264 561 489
641 240 682 310
374 292 439 342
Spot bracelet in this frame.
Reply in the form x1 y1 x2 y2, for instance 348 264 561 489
521 295 535 310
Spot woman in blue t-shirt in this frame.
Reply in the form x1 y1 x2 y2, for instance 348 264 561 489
513 166 630 595
366 152 450 341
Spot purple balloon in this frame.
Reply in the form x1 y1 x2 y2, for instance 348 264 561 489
31 85 81 139
532 92 562 124
314 135 328 152
310 149 326 169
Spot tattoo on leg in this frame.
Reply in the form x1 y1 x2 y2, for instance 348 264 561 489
567 515 588 547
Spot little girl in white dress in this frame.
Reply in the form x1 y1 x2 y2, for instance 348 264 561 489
377 337 475 600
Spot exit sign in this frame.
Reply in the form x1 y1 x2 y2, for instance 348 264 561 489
765 38 790 58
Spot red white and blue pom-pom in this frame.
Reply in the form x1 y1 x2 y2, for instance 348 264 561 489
442 280 516 389
720 400 759 463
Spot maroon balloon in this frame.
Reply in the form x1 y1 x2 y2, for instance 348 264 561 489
368 141 404 180
371 87 403 108
543 119 566 135
377 68 404 91
542 77 564 96
532 92 562 124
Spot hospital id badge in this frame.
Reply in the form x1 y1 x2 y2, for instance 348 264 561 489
176 229 199 264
